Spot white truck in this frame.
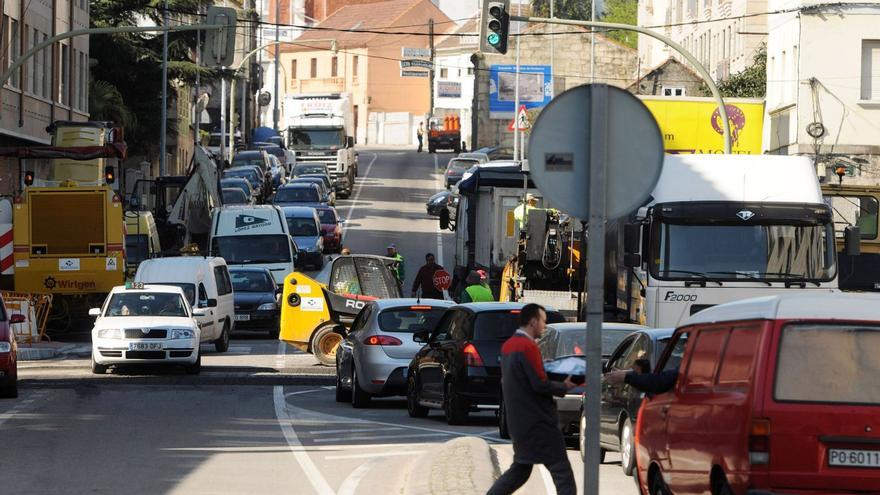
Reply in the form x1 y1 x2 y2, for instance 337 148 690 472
611 154 844 327
284 93 357 198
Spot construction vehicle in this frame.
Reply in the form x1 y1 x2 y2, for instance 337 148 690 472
123 210 162 276
284 93 357 198
821 183 877 291
3 121 128 332
428 115 462 153
279 254 401 365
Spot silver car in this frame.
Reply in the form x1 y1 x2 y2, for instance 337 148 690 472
335 298 454 408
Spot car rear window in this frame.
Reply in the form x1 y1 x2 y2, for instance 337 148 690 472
316 208 336 224
775 323 880 405
474 310 564 340
378 307 446 333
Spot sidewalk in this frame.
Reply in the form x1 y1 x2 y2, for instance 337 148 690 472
15 341 88 361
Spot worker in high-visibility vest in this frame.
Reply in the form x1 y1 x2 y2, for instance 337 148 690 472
513 194 539 230
461 270 494 303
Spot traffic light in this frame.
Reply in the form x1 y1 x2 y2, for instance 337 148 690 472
480 0 510 54
204 6 237 67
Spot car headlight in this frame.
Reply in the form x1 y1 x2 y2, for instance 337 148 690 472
0 342 10 353
257 302 278 311
171 329 196 340
97 328 123 339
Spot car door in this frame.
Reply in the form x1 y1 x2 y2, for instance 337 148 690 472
195 282 216 341
340 305 371 384
419 310 458 401
600 335 636 446
213 265 235 335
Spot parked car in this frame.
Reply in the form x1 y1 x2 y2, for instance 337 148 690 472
290 176 335 206
220 177 256 203
336 299 454 407
229 267 281 338
0 301 24 398
636 293 880 495
272 182 326 208
406 302 565 425
282 206 324 269
426 190 457 217
445 158 479 189
222 187 250 205
89 284 203 374
457 152 490 163
316 206 344 253
586 327 675 473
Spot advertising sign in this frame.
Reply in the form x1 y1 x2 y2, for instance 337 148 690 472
437 81 462 98
489 65 552 118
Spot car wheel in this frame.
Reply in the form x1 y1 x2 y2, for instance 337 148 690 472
443 380 468 425
185 352 202 375
0 379 18 398
621 417 636 475
406 374 429 418
579 411 606 463
315 255 324 270
311 324 343 366
214 321 230 353
498 397 510 439
350 367 371 408
335 359 352 403
91 353 108 375
268 319 280 339
649 468 671 495
713 471 734 495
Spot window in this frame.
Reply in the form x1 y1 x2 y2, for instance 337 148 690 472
310 58 317 78
60 44 69 104
467 67 473 75
8 18 19 88
861 40 880 100
77 51 87 110
331 56 338 77
662 86 685 96
619 334 650 370
42 33 51 98
682 328 727 390
440 68 448 78
828 195 879 240
214 266 232 296
607 337 635 370
291 59 297 79
31 28 40 95
198 283 208 305
716 326 762 388
352 55 358 77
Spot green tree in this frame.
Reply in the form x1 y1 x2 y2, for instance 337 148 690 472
601 0 638 48
713 44 767 98
531 0 594 20
532 0 638 48
89 80 136 131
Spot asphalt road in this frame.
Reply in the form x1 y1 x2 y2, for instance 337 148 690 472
4 149 639 494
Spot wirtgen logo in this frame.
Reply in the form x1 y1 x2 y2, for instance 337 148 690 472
235 215 270 232
43 277 96 291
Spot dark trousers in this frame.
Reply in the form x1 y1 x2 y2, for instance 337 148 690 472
487 460 576 495
417 135 423 152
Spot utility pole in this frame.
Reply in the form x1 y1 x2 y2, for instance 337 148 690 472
273 0 280 130
591 0 597 82
194 5 201 148
428 18 434 123
549 0 554 95
160 0 169 176
512 0 522 161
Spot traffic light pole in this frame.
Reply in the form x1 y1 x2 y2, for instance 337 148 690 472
509 15 732 153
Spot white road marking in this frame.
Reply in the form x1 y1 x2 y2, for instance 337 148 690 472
323 450 425 461
0 390 48 429
312 432 449 443
164 442 441 453
275 340 286 370
311 427 402 436
272 386 335 495
284 389 325 398
344 152 378 236
336 457 381 495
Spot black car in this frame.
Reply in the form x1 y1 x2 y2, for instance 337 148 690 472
229 267 282 337
231 150 271 175
406 302 564 425
272 182 326 208
590 327 681 474
426 190 458 217
220 177 255 202
224 166 268 202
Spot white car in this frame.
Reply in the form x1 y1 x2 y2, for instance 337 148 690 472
89 284 204 375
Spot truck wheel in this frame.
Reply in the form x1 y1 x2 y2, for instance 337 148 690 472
214 321 230 353
428 145 436 153
311 323 343 366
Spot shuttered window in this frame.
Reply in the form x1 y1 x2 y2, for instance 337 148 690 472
862 40 880 100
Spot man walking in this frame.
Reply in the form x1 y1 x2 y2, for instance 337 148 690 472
417 122 425 153
411 253 445 299
488 303 577 495
386 244 405 285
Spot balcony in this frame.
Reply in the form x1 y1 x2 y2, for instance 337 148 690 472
289 77 346 93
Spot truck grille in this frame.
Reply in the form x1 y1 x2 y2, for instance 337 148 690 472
31 191 105 255
124 329 167 339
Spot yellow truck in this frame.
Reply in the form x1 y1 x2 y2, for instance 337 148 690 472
7 121 127 331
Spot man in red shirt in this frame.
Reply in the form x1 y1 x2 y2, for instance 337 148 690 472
410 253 445 300
488 303 577 495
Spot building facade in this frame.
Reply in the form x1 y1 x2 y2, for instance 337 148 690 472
764 0 880 183
0 0 90 195
432 16 478 149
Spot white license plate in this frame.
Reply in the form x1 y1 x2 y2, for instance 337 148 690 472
234 314 250 321
829 448 880 468
128 342 163 351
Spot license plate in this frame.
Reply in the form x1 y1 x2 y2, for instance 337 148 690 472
829 448 880 468
128 342 163 351
234 314 250 321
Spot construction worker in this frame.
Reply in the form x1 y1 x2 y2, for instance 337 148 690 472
461 270 494 303
514 194 539 230
386 244 405 284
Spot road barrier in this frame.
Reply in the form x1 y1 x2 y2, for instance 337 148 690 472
3 291 53 343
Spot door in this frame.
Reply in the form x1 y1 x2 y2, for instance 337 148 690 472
600 335 646 447
419 310 455 401
196 282 216 341
340 305 371 385
213 265 235 335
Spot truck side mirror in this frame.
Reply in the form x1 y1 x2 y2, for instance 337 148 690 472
844 225 861 256
623 253 641 268
347 136 354 147
439 208 450 230
623 223 641 255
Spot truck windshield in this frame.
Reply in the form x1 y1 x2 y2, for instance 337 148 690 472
288 128 345 150
211 235 291 264
652 223 836 283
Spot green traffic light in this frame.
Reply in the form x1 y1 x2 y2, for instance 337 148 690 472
487 33 501 46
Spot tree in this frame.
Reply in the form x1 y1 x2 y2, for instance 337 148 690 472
601 0 638 48
531 0 594 20
531 0 638 48
89 80 136 131
713 44 767 98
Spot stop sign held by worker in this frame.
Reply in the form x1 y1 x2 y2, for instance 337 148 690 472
432 269 452 291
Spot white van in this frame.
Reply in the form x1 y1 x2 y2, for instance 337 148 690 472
134 256 235 352
210 205 297 284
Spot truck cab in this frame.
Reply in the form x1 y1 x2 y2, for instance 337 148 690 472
821 183 879 291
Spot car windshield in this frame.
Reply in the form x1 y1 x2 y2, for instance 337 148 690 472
287 217 319 237
294 165 328 176
275 187 318 203
448 159 477 172
652 222 836 282
125 235 149 265
105 292 187 317
474 311 563 341
221 179 250 193
316 209 336 224
230 270 275 292
288 128 345 149
302 175 331 188
211 235 291 264
378 307 447 333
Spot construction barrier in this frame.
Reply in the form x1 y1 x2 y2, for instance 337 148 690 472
0 198 12 275
3 291 53 344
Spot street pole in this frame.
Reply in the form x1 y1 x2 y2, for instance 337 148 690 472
273 0 280 131
194 8 201 148
512 1 522 161
590 0 596 82
429 18 434 125
221 76 227 164
160 0 169 176
549 0 554 96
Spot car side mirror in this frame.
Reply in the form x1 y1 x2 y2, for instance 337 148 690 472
88 308 102 318
413 330 429 343
844 225 861 256
439 208 450 230
623 223 641 255
9 314 26 324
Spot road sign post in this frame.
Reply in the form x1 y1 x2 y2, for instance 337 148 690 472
528 84 664 495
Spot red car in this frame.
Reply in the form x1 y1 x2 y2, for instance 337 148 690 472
636 293 880 495
316 206 343 253
1 309 25 398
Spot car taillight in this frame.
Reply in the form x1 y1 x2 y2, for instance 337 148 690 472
364 335 402 346
749 418 771 465
463 343 484 367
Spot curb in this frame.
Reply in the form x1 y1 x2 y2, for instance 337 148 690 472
405 436 498 495
16 347 57 361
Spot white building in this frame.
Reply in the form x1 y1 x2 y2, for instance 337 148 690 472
638 0 767 83
764 0 880 181
432 15 479 149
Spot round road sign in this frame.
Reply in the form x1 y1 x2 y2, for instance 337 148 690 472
432 269 452 291
527 84 664 220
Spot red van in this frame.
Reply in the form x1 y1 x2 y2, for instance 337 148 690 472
636 293 880 495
